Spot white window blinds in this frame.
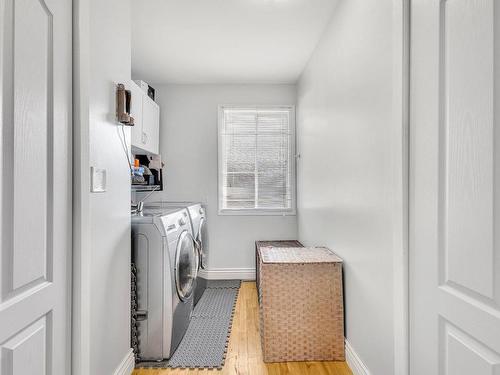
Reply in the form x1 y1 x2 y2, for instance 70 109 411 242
218 106 295 214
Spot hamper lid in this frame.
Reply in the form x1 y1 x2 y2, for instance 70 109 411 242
260 246 342 264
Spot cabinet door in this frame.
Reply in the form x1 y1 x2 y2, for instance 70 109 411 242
129 81 143 148
142 96 160 154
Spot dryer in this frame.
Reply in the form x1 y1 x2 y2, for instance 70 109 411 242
132 207 199 360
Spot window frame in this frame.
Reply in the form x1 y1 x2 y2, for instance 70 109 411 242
217 104 297 216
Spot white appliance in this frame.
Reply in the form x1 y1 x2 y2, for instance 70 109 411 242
132 207 199 360
145 202 208 305
146 202 207 270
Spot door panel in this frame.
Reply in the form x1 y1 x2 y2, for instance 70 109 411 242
11 0 52 291
1 316 48 375
443 322 500 375
410 0 500 374
0 0 71 373
441 0 496 302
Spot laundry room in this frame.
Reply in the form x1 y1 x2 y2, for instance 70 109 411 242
107 0 403 371
4 0 499 374
125 1 397 373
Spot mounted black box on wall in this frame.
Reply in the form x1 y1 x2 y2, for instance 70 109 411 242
116 83 135 126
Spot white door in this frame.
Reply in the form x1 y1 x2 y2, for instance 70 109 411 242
410 1 500 374
0 0 72 374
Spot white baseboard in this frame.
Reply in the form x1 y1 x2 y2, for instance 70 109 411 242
198 267 255 280
345 340 371 375
113 348 135 375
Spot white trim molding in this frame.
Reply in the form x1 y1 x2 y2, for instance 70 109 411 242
345 340 371 375
113 349 135 375
391 1 410 375
198 267 256 281
72 0 92 374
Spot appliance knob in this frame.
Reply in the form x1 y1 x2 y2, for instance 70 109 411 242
178 217 186 226
199 208 204 214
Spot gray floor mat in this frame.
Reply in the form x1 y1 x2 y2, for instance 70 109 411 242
136 280 241 370
193 288 239 319
206 279 241 289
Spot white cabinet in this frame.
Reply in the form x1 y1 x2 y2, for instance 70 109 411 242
141 96 160 154
130 81 160 154
129 82 144 148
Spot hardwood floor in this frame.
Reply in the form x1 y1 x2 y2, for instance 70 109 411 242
133 282 353 375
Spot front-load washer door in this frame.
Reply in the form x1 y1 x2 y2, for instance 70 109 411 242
197 217 207 269
175 230 198 301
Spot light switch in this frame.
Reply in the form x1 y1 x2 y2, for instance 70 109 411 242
91 167 107 193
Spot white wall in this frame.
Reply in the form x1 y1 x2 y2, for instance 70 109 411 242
149 84 298 273
297 1 401 375
87 0 132 373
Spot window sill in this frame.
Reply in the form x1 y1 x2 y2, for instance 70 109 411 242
218 209 296 216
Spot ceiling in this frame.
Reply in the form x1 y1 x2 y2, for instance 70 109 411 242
131 0 338 84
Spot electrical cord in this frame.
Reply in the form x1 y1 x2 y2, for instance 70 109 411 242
118 124 133 172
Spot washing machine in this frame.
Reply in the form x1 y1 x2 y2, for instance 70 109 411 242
145 202 207 269
132 206 199 360
145 202 208 304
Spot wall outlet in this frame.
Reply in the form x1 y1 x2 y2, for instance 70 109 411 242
91 167 107 193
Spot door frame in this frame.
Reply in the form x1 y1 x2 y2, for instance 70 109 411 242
392 1 410 374
69 1 413 375
72 0 91 374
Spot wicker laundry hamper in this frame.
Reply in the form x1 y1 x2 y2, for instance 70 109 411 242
255 240 303 302
258 246 344 363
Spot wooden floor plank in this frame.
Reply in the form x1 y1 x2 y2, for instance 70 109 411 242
132 282 352 375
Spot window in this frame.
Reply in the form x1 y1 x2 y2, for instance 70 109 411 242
218 105 296 215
